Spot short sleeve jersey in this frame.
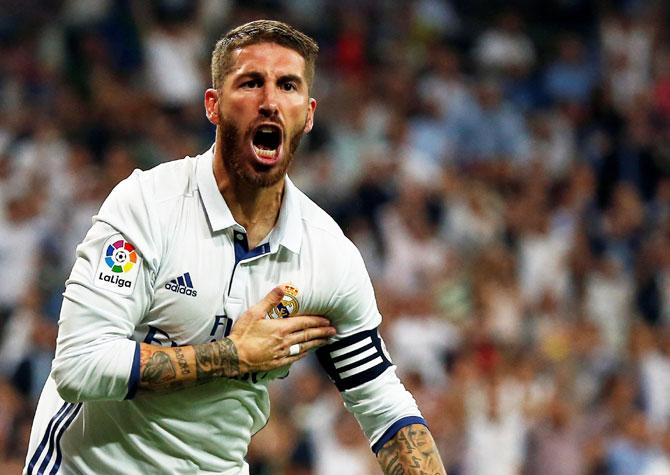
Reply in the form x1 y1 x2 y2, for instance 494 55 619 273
24 147 424 475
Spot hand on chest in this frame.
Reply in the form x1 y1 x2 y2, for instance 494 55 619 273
137 232 313 348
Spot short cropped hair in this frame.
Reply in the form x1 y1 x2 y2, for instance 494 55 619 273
211 20 319 90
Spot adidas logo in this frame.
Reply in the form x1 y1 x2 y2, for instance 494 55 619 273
165 272 197 297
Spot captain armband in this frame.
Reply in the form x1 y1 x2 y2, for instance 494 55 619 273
316 328 393 391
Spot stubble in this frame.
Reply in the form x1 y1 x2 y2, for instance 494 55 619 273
219 117 305 187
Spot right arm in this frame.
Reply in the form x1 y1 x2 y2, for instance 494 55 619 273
51 174 333 402
137 287 334 392
54 278 334 400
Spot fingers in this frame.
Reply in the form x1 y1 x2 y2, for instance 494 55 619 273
274 355 305 367
296 338 330 353
245 286 285 319
282 315 333 332
286 327 335 346
272 339 330 367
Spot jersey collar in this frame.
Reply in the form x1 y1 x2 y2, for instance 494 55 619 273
197 145 237 231
271 176 302 254
196 145 302 254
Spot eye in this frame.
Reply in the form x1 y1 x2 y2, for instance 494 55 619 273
241 79 262 89
281 81 298 92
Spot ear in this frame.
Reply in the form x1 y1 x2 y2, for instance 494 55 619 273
204 89 220 125
303 98 317 134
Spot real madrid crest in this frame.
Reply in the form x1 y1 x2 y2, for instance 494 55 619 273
269 284 300 319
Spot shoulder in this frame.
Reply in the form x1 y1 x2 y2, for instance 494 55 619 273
126 155 199 204
98 155 199 221
292 186 352 248
290 186 379 319
94 155 199 266
292 187 364 275
296 189 367 282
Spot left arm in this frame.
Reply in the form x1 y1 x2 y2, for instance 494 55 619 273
315 239 445 473
377 424 446 475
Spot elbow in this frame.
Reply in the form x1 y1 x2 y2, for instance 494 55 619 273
51 359 86 403
50 345 135 402
55 384 83 404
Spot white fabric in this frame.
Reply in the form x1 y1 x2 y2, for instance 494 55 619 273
25 146 421 474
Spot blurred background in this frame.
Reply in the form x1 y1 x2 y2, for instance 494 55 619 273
1 0 670 474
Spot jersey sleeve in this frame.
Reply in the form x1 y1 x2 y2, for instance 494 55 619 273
51 171 159 403
315 239 426 453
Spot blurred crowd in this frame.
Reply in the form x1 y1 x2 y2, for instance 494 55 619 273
1 0 670 474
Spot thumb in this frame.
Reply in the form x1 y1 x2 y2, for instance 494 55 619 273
247 286 285 319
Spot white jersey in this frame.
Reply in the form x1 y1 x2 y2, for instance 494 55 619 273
24 146 425 475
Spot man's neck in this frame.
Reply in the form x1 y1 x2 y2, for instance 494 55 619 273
212 149 284 250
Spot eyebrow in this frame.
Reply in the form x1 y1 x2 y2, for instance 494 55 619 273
278 74 304 86
236 71 305 86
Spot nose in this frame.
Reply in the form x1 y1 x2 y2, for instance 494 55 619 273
258 85 278 118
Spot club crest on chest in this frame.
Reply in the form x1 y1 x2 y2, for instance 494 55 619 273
268 284 300 319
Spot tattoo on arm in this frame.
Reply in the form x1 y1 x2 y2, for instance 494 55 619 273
138 338 241 392
194 338 240 380
377 424 446 475
141 351 176 384
174 347 190 375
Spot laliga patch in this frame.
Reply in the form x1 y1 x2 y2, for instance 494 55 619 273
94 236 142 296
268 284 300 319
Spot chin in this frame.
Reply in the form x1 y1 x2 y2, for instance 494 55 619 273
238 159 288 187
244 170 286 187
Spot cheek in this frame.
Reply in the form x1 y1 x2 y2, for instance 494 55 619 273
221 103 244 119
288 101 311 124
220 94 257 118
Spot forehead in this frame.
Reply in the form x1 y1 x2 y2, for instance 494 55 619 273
227 42 306 79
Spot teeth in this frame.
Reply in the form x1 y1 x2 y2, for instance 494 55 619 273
259 126 275 133
253 145 277 159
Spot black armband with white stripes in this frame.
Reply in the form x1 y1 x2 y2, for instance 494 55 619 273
316 328 393 391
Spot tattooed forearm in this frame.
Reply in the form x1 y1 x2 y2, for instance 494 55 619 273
194 338 240 379
377 424 446 475
141 351 176 384
138 339 241 392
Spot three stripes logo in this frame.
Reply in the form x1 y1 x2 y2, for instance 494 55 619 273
165 272 197 297
27 402 82 474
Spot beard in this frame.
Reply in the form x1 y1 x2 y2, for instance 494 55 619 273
219 117 305 188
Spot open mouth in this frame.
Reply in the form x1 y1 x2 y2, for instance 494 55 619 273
251 124 283 163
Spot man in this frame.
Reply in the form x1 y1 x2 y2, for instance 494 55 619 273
24 20 446 475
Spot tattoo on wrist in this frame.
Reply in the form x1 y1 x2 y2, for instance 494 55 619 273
194 338 240 380
377 424 446 475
